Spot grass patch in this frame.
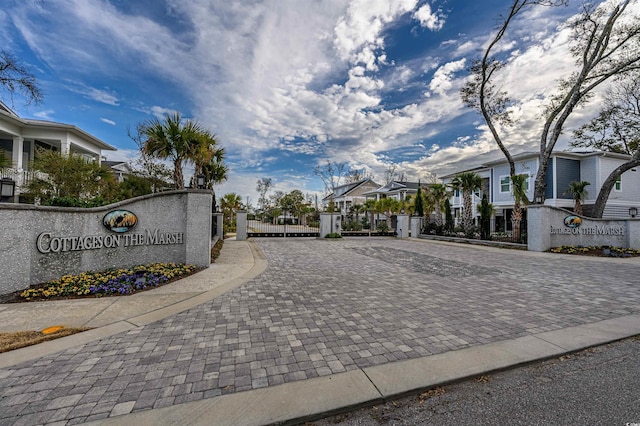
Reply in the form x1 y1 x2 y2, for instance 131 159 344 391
0 327 91 353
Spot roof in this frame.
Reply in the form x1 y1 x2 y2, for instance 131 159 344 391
363 180 421 195
442 150 633 178
102 161 133 173
0 101 19 118
0 106 116 151
322 178 379 201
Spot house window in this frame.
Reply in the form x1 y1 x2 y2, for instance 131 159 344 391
454 189 460 197
615 176 622 191
500 176 510 193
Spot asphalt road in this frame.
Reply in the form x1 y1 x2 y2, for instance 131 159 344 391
311 336 640 426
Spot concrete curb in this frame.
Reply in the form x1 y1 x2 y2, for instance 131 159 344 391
0 241 267 370
86 314 640 426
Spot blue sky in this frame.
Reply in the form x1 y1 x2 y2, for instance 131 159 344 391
0 0 628 203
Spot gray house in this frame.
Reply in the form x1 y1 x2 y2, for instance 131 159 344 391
441 151 640 232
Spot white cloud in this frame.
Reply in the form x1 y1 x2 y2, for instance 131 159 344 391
413 3 446 31
9 0 630 197
142 106 181 120
100 117 116 126
79 87 119 106
32 110 54 120
428 59 466 96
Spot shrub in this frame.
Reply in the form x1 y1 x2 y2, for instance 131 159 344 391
376 222 390 233
324 232 342 239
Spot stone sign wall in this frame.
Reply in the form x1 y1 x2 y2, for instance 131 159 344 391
0 190 212 295
528 205 639 252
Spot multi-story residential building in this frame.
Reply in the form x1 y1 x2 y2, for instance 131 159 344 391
363 180 421 203
0 101 116 202
441 151 640 232
321 178 380 213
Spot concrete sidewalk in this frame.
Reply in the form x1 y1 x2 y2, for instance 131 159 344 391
1 238 639 426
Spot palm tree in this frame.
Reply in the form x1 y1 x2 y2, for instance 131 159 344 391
140 112 207 189
564 181 590 215
511 174 530 243
364 198 376 232
191 132 228 188
350 203 365 229
220 192 243 226
451 172 482 234
426 183 448 227
376 197 401 219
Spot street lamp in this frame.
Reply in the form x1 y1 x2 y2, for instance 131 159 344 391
630 207 638 218
196 174 205 189
0 178 15 202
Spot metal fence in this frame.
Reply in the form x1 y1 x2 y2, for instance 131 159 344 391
247 210 319 237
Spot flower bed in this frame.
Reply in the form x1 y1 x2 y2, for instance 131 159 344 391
549 246 640 257
19 263 198 301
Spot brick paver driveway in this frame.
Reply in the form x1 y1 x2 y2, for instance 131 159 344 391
2 238 640 424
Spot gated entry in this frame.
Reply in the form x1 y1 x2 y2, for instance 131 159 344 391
247 209 319 237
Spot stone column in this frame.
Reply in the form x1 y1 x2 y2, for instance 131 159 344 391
212 213 224 239
527 205 550 252
410 216 422 238
236 211 248 241
396 214 409 238
185 191 213 267
319 213 341 237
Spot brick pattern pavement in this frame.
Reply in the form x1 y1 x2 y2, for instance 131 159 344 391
1 238 640 425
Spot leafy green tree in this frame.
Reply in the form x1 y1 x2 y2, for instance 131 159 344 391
280 189 306 221
451 172 482 235
117 175 153 199
414 182 425 217
477 194 495 240
511 174 530 243
25 149 117 205
444 198 454 233
563 181 590 216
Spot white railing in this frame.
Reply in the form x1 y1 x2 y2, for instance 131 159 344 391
0 168 45 193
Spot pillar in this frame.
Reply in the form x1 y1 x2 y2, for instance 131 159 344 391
319 213 341 238
410 216 422 238
236 211 248 241
396 214 409 239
